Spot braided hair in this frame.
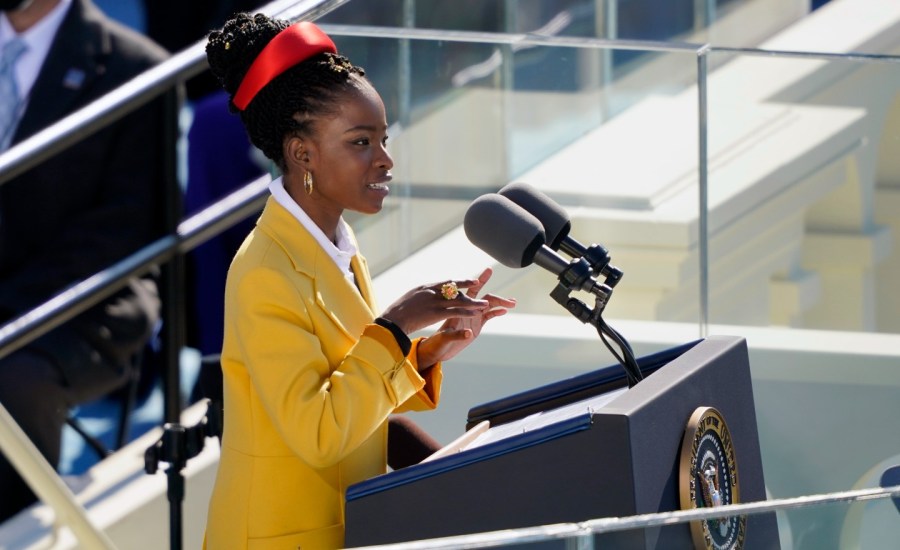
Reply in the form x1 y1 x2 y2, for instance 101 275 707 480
206 13 366 171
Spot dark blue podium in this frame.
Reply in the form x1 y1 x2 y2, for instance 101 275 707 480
345 336 780 549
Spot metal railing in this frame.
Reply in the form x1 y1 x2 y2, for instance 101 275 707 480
346 484 900 549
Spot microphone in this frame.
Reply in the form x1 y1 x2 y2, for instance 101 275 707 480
463 193 611 300
498 182 621 286
466 193 642 386
497 182 570 249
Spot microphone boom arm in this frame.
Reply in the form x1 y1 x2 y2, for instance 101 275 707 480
545 260 644 388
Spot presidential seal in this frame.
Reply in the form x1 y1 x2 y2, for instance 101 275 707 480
679 406 746 550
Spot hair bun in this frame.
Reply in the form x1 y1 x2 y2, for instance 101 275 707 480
206 13 288 101
204 13 367 170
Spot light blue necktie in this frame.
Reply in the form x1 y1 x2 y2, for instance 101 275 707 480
0 38 27 151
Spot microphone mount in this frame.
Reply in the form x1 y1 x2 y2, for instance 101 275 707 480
560 241 623 288
548 257 612 322
545 258 643 388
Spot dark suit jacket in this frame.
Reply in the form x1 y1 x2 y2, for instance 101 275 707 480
0 0 172 396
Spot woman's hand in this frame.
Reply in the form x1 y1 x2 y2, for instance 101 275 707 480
380 274 494 335
415 267 516 368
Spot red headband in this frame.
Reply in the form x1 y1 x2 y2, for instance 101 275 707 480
232 21 337 111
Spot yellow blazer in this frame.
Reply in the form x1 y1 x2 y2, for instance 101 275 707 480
204 197 442 549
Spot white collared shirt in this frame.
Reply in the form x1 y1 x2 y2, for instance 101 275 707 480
268 176 358 284
0 0 72 110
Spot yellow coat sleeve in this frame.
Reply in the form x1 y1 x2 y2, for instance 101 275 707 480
394 336 442 412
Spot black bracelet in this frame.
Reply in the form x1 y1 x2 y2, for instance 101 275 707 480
374 317 412 356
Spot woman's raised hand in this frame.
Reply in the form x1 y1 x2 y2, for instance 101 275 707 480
414 267 516 367
380 272 491 334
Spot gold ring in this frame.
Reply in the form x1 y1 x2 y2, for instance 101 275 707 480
440 282 459 300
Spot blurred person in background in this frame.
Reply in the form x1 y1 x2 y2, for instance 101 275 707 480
0 0 171 522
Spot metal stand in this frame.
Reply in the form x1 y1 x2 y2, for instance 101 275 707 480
144 400 221 550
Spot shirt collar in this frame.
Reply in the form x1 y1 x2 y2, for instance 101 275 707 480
268 176 358 282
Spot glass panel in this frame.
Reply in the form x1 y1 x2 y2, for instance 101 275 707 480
319 27 702 327
321 0 809 44
705 50 900 333
750 350 900 544
313 1 818 326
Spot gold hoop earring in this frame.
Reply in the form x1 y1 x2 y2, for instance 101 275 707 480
304 171 314 195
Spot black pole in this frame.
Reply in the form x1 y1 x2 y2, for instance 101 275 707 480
159 86 186 550
144 413 217 550
164 424 186 550
161 88 185 426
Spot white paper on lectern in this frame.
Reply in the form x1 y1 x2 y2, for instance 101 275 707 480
422 420 491 463
463 387 628 451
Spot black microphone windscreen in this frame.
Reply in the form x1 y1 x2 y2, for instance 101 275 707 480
464 193 546 268
498 182 570 250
